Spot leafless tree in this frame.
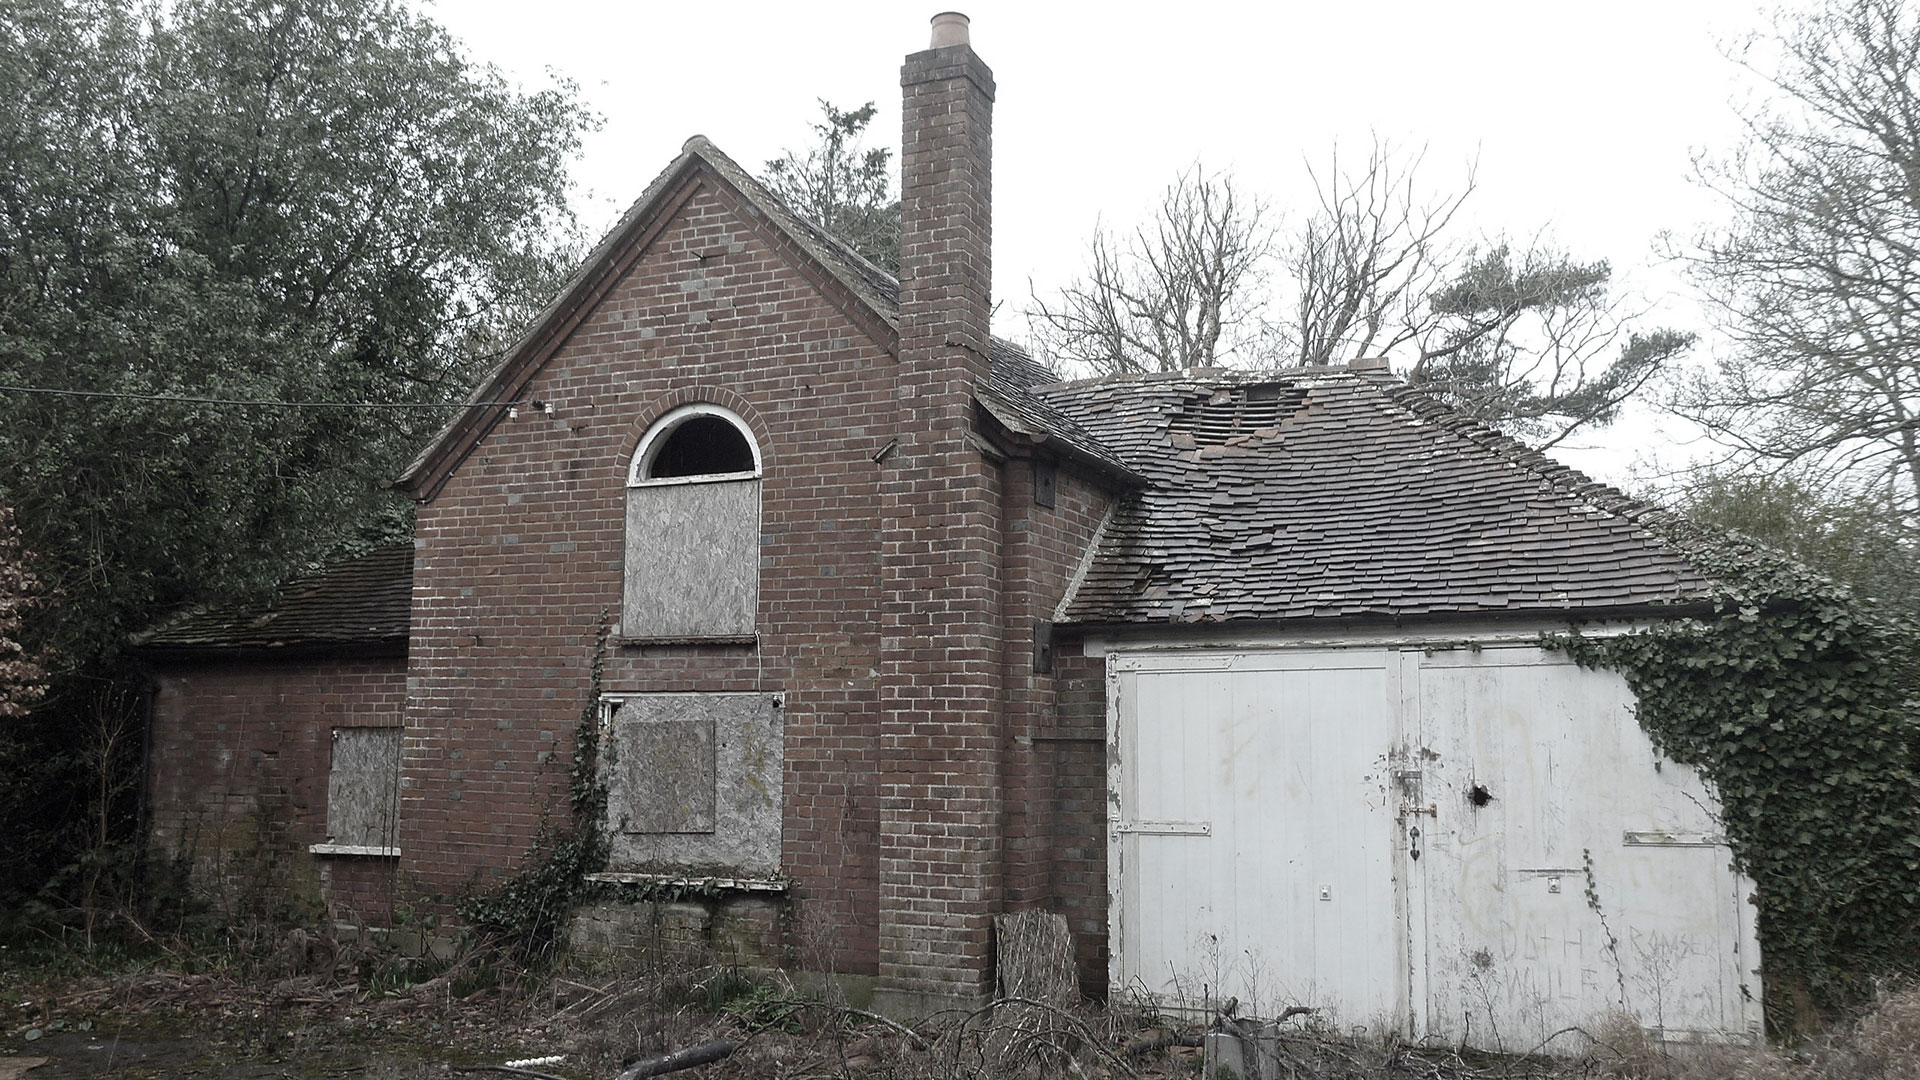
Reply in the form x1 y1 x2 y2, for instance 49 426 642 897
1673 0 1920 518
1274 140 1470 367
1026 166 1276 374
1027 141 1687 448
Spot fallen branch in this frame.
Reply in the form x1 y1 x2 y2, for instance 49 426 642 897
1122 1029 1204 1056
973 996 1141 1080
757 999 929 1053
615 1039 740 1079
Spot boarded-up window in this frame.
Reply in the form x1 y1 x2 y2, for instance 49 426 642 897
617 717 717 833
313 727 400 856
624 404 762 639
601 694 782 876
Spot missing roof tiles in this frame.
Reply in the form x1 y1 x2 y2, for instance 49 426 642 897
1169 384 1307 446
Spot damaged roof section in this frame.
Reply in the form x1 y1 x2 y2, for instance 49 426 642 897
135 545 411 657
1043 367 1713 626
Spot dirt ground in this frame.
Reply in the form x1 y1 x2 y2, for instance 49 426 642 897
9 956 1913 1080
0 961 1213 1080
0 968 563 1080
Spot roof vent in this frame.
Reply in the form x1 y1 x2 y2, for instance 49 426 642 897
1347 356 1392 373
1169 384 1307 447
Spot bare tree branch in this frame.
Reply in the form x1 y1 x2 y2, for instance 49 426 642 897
1026 166 1275 374
1276 138 1472 367
1675 0 1920 520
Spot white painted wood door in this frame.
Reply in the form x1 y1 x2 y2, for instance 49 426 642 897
1109 650 1411 1031
1415 647 1761 1048
1108 643 1762 1049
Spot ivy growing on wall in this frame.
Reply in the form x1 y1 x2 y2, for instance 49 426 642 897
1548 520 1920 1019
458 619 612 963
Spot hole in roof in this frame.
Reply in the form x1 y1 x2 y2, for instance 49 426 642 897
1169 384 1308 446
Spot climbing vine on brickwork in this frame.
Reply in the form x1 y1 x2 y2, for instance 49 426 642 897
1547 519 1920 1020
459 618 612 963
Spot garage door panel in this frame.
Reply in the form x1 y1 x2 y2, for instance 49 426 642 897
1113 654 1400 1025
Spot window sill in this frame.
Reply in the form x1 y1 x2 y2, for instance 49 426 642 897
309 843 401 858
614 634 757 648
586 871 788 893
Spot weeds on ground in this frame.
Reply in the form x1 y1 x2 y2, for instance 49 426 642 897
10 923 1920 1080
1591 983 1920 1080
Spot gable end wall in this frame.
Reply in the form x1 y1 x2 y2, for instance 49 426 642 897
402 177 906 973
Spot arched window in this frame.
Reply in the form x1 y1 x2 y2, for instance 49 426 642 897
629 404 762 485
622 405 762 639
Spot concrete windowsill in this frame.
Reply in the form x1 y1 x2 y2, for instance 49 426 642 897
614 634 758 648
586 871 787 893
309 843 401 858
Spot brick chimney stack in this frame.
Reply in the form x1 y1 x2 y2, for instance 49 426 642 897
875 12 1004 1016
897 11 994 376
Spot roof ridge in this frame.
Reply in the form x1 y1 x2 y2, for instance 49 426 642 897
1050 374 1720 626
679 136 902 327
1382 384 1673 528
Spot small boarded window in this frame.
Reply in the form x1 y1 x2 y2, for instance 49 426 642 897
310 726 400 857
600 694 783 877
624 405 761 640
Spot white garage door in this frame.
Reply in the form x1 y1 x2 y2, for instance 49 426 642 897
1110 649 1409 1030
1108 645 1761 1049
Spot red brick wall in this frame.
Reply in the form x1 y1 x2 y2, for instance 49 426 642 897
998 459 1116 997
403 147 1124 996
404 170 903 976
874 37 1005 1006
147 656 404 923
1045 644 1112 996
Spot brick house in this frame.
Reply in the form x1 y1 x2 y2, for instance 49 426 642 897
143 14 1765 1043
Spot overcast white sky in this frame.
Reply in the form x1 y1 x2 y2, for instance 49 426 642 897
427 0 1792 487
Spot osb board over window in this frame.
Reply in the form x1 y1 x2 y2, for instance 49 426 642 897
313 726 400 857
602 693 781 876
623 481 759 638
620 718 716 833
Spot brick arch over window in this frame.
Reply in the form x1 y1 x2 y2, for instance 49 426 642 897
619 386 770 475
621 399 763 642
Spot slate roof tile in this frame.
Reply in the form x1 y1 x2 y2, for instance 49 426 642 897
1041 368 1713 624
136 545 412 652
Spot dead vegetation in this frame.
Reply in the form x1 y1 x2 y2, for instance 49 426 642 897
4 932 1918 1080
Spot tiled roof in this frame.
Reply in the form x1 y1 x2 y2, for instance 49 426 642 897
979 339 1140 483
1043 367 1713 625
136 545 411 652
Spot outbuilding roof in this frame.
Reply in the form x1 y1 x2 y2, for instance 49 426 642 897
1042 367 1714 626
134 545 412 656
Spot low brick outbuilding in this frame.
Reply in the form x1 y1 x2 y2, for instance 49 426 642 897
143 14 1766 1044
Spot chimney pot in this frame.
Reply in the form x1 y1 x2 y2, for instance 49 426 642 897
929 11 970 48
